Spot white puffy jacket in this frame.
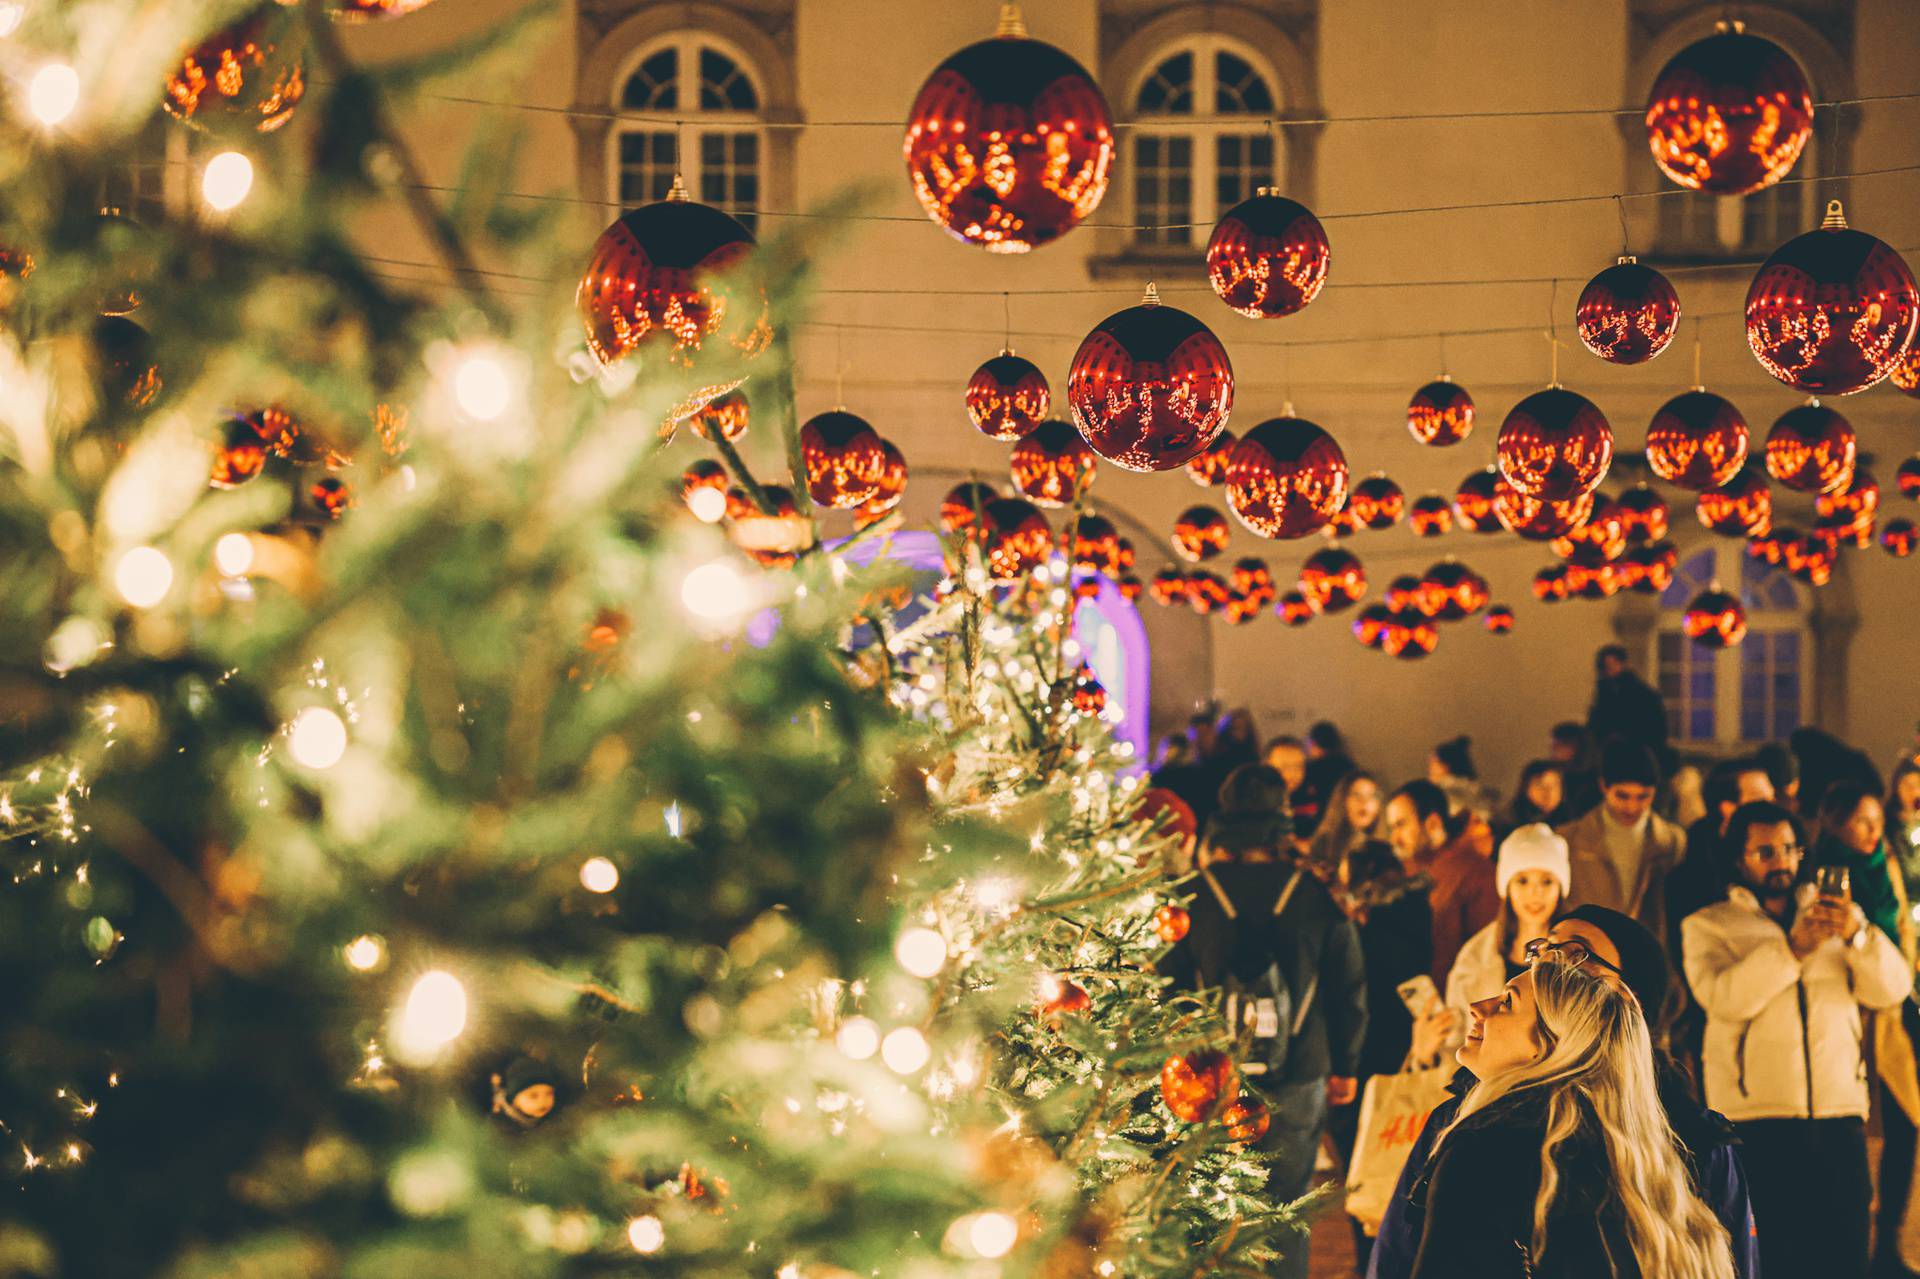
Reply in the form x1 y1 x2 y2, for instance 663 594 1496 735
1682 884 1909 1122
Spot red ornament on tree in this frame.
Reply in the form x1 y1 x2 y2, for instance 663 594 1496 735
690 388 750 442
1684 586 1749 648
800 411 887 509
1172 506 1231 563
681 459 730 521
1276 590 1316 626
210 414 269 488
1408 378 1475 447
1576 258 1681 365
1347 474 1406 530
1645 28 1813 196
1745 201 1920 396
1646 389 1748 491
731 485 810 569
1037 974 1092 1015
1220 1094 1272 1144
1153 904 1191 943
1068 665 1108 716
1453 470 1504 533
1204 190 1330 319
1160 1050 1236 1123
980 497 1052 581
1408 495 1454 538
1484 605 1516 634
1352 603 1394 648
1765 402 1856 494
853 440 910 527
1496 388 1613 501
1067 287 1234 472
966 352 1050 441
1009 419 1098 508
1882 518 1918 558
1616 486 1671 542
1697 467 1773 537
1226 417 1349 540
308 475 353 521
1184 431 1237 487
163 10 306 132
1297 546 1367 613
1068 513 1123 575
940 481 1000 535
902 13 1113 253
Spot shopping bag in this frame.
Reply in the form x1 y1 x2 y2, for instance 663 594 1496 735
1343 1062 1454 1234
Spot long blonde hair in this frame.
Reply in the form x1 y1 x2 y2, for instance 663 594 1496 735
1445 962 1733 1279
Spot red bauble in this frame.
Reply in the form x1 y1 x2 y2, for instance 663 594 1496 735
1453 470 1504 533
1576 257 1681 365
1160 1050 1236 1123
1352 603 1394 648
691 388 750 442
1892 347 1920 400
163 11 305 132
681 459 729 517
1764 402 1856 495
1495 478 1595 542
332 0 440 17
1172 506 1231 563
1009 419 1098 507
308 475 352 520
1785 532 1837 586
578 188 764 385
1117 537 1136 570
854 440 909 526
1220 1094 1271 1144
1148 568 1189 607
1553 495 1626 563
1882 518 1918 558
1347 475 1406 530
1748 525 1792 567
1276 590 1316 626
1068 513 1122 575
1496 388 1613 501
1616 485 1671 542
1407 378 1475 447
210 414 269 488
940 481 1000 535
1229 557 1276 602
1815 469 1879 535
1186 571 1230 615
1185 431 1237 487
903 28 1113 253
1038 975 1092 1015
1697 467 1773 537
1382 575 1423 614
1418 560 1490 621
1154 904 1192 943
1380 608 1440 659
1297 546 1367 613
1532 564 1572 602
979 497 1052 581
1646 389 1748 491
1484 605 1516 634
1684 587 1749 648
1566 560 1622 600
800 410 886 509
1226 417 1349 540
1645 30 1812 196
1067 291 1234 472
1069 666 1108 715
1622 541 1680 594
1408 495 1454 538
1116 573 1145 601
731 485 809 569
1745 203 1920 396
1205 190 1329 319
966 352 1050 441
1900 456 1920 499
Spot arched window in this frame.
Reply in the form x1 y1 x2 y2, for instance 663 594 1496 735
1129 37 1279 247
612 35 763 229
1653 545 1809 745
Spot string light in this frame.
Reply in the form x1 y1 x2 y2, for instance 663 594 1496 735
27 64 79 126
287 706 348 770
835 1016 880 1061
0 6 23 37
893 926 947 978
968 1212 1019 1259
213 532 255 577
626 1215 665 1254
200 151 254 212
880 1026 930 1074
112 546 173 608
686 486 727 523
680 560 755 632
448 346 513 421
391 970 468 1064
343 934 387 972
578 856 619 893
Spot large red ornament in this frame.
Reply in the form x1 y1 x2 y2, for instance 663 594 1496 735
1407 378 1475 447
1495 478 1595 542
940 481 1000 535
1616 486 1670 542
800 411 886 509
902 22 1113 253
1891 347 1920 400
1009 419 1097 507
1172 506 1231 563
1352 603 1394 648
1644 28 1813 196
1496 388 1613 501
979 498 1052 581
1347 475 1406 530
1684 587 1749 648
1297 546 1366 613
1453 470 1504 533
1418 560 1490 621
1068 513 1122 575
1205 190 1330 319
1185 431 1237 487
966 352 1050 441
1645 389 1748 491
1882 518 1918 558
1576 258 1681 365
1697 467 1772 537
1226 417 1349 540
1744 202 1920 396
1148 568 1189 607
163 11 305 132
1764 402 1856 495
1220 1094 1271 1144
1276 591 1316 626
578 184 767 412
1067 289 1234 472
1160 1050 1236 1123
1484 605 1516 634
1408 495 1454 538
854 440 909 527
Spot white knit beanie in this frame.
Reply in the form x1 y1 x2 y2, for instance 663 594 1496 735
1496 823 1572 898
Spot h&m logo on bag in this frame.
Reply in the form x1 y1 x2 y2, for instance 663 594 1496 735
1374 1106 1437 1150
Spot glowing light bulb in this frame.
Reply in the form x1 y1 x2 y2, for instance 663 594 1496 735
680 559 753 629
287 706 348 770
894 926 947 979
968 1212 1019 1259
0 6 24 37
200 151 253 212
836 1016 880 1060
880 1026 930 1074
626 1215 665 1254
28 64 79 126
113 546 173 608
213 532 255 577
686 485 727 523
343 934 386 972
579 856 619 893
451 348 511 421
391 970 467 1064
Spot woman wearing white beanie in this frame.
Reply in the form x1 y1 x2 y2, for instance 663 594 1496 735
1412 824 1572 1063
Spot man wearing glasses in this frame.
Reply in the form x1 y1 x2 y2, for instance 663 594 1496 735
1682 799 1909 1279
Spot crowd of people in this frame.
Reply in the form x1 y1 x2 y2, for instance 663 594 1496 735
1149 645 1920 1279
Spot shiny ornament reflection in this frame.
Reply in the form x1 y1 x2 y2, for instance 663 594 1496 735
1881 518 1918 558
1184 430 1236 487
1496 387 1613 501
1494 477 1594 542
1576 257 1680 365
1484 605 1516 634
1697 467 1773 537
162 12 305 132
1408 494 1455 537
1226 416 1348 540
1407 378 1475 447
1347 474 1405 530
1067 287 1233 472
1898 457 1920 500
966 352 1050 440
1683 587 1749 648
1171 505 1230 563
1010 419 1098 507
1644 29 1812 196
979 497 1051 581
1453 469 1504 533
1297 546 1366 613
1764 401 1856 495
1204 189 1330 319
940 481 1000 535
1276 590 1316 626
1645 389 1748 491
1616 486 1670 542
799 411 886 509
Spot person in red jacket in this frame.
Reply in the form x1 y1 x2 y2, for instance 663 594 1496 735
1387 779 1500 988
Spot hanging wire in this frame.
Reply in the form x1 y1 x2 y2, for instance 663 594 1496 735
1614 194 1633 259
1546 277 1562 386
1692 316 1704 389
1003 291 1012 352
834 325 846 406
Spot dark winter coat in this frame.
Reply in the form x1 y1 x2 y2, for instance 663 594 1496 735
1588 671 1671 773
1343 847 1433 1078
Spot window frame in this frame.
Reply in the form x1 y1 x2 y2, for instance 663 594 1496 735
1650 543 1812 748
607 32 766 227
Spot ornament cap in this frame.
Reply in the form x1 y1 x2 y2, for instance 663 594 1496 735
1821 199 1847 230
1255 185 1282 198
996 2 1026 37
1616 254 1638 266
666 174 691 203
1141 282 1161 307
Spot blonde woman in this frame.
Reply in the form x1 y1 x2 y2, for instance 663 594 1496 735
1403 961 1734 1278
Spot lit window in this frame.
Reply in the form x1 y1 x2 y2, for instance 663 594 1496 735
614 37 763 229
1129 39 1279 248
1653 545 1808 744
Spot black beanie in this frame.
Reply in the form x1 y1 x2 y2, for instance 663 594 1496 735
1599 739 1659 789
1562 904 1668 1014
1202 763 1295 853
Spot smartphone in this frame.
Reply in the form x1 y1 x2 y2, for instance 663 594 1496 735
1396 975 1440 1017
